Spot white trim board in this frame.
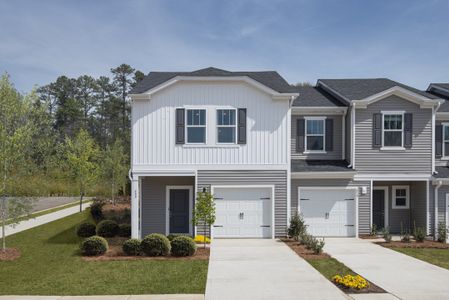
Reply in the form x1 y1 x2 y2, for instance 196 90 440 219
372 186 389 229
165 186 194 235
392 185 410 209
446 194 449 243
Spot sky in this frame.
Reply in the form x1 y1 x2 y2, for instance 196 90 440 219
1 0 448 93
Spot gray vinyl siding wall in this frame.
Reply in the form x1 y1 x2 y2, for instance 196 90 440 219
291 115 343 160
355 95 432 174
435 119 449 166
374 181 427 234
429 185 448 235
197 170 288 237
291 179 371 235
141 176 195 238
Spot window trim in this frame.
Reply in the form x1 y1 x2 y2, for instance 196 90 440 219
304 116 326 153
381 111 405 150
442 123 449 158
392 185 410 209
216 108 237 145
185 108 207 144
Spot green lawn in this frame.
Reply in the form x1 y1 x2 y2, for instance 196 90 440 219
391 248 449 270
306 258 356 280
0 210 208 295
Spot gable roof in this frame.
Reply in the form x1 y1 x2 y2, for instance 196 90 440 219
318 78 439 103
131 67 296 94
428 83 449 112
291 86 346 107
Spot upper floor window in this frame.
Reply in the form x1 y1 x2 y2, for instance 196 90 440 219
443 124 449 157
305 117 325 152
383 113 403 147
217 109 236 144
392 186 410 209
186 109 206 143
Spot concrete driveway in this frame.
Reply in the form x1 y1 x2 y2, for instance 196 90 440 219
324 238 449 300
205 239 347 300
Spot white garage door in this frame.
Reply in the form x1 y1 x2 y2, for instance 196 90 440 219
299 189 356 237
213 187 272 238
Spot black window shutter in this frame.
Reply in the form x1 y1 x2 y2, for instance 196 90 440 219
175 108 185 144
436 124 442 158
237 108 247 144
404 113 413 148
325 119 333 151
296 118 305 152
372 113 382 148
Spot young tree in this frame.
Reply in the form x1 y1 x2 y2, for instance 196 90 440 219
0 73 36 251
192 190 216 248
65 129 100 211
103 138 128 204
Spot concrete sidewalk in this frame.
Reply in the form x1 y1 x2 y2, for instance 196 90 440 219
205 239 347 300
0 296 203 300
325 238 449 300
1 202 91 238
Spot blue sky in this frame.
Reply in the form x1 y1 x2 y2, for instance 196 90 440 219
1 0 448 93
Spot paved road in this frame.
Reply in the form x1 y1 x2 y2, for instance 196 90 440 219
31 197 92 212
205 239 347 300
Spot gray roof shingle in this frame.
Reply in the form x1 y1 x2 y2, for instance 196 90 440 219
291 160 352 172
318 78 439 103
291 86 346 107
130 67 296 94
434 166 449 178
427 83 449 112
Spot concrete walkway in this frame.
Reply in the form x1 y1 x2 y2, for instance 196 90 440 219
1 202 91 238
0 296 203 300
205 239 347 300
324 238 449 300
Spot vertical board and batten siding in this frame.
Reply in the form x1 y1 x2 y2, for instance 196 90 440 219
429 186 449 235
435 119 449 166
132 81 289 168
197 170 287 237
355 95 432 173
291 115 342 160
291 179 371 235
345 110 352 163
140 176 195 238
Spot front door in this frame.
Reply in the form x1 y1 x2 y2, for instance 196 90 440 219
373 189 386 230
169 189 190 234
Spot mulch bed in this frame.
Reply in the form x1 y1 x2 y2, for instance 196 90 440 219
0 248 21 261
377 240 449 249
359 234 383 240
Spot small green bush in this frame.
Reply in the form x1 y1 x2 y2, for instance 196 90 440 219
171 236 197 256
437 222 448 243
96 220 119 237
383 227 392 243
80 236 108 256
312 238 325 254
118 224 131 237
414 227 426 243
167 234 182 241
370 224 378 236
90 200 105 222
76 222 96 238
141 233 171 256
122 238 141 256
288 213 307 241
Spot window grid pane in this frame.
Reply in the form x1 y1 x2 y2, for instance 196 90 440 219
306 120 324 135
306 136 324 151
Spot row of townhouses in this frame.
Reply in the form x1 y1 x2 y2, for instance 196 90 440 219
128 67 449 240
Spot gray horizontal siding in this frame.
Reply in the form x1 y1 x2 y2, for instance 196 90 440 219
291 179 371 235
141 176 195 238
291 114 343 160
355 95 432 174
197 170 287 237
429 185 448 235
435 119 449 167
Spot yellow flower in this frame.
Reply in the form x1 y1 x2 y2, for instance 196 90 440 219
194 235 211 243
332 274 369 290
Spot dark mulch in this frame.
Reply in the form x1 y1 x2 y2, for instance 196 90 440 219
0 248 21 261
377 240 449 249
282 238 330 259
359 235 383 240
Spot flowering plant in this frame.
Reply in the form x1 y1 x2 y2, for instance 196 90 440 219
193 235 211 244
332 274 369 290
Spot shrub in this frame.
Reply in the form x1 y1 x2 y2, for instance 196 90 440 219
167 234 182 241
414 227 426 243
141 233 171 256
105 207 131 224
400 222 411 243
171 236 197 256
288 213 307 241
118 224 131 237
76 222 96 238
90 200 105 222
312 238 325 254
80 236 108 256
370 224 377 236
437 222 448 243
122 238 141 256
96 220 119 237
333 274 370 290
383 227 392 243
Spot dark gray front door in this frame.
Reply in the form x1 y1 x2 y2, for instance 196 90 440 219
373 189 386 230
169 189 190 234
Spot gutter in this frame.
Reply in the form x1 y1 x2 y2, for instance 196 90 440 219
434 180 442 240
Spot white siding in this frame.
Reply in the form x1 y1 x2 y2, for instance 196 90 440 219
132 81 289 168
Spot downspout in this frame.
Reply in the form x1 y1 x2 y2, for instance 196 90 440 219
434 180 442 240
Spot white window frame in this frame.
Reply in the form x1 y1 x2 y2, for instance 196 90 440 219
185 108 207 144
442 123 449 158
304 116 326 153
392 185 410 209
381 111 405 150
216 108 237 144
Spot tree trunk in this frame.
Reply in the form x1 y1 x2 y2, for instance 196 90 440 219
79 191 84 212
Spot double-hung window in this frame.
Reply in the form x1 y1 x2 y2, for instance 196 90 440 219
392 186 410 209
383 113 403 148
305 117 325 152
186 109 206 143
443 124 449 157
217 109 236 143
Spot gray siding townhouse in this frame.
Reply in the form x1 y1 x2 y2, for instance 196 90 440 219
128 67 448 241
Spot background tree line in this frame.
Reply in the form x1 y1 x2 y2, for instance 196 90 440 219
1 64 144 199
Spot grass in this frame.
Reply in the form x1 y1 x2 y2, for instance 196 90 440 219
391 247 449 270
0 210 208 295
306 257 356 280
